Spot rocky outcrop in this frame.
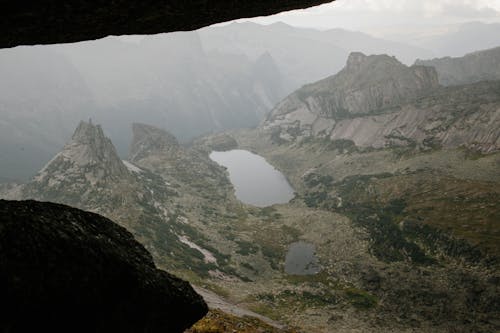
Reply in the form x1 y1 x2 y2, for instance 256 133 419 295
130 123 180 162
35 120 129 185
17 121 134 208
1 0 331 48
328 81 500 153
416 46 500 86
67 120 129 178
2 121 230 282
263 52 500 153
129 123 231 200
0 199 207 332
267 52 439 121
195 133 239 152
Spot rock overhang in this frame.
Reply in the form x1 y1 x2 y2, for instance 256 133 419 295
1 0 334 48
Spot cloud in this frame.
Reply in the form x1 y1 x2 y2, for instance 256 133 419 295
242 0 500 31
330 0 500 16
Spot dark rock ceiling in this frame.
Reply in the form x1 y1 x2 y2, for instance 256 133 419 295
1 0 333 48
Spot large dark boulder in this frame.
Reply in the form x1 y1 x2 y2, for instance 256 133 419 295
0 199 207 332
1 0 332 48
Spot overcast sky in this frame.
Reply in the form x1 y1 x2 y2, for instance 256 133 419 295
234 0 500 35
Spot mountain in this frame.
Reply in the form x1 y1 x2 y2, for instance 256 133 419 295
200 22 434 89
0 31 288 181
0 199 207 332
56 32 288 148
2 119 499 332
415 46 500 86
17 121 132 212
129 123 232 204
0 46 95 181
1 121 242 279
415 22 500 58
2 121 197 272
264 52 500 153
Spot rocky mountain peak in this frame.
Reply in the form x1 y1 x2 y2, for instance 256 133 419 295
130 123 180 162
61 120 128 175
72 119 104 142
345 51 367 71
267 52 439 122
263 52 499 152
30 120 129 191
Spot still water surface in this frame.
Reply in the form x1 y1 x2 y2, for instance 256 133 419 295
285 241 321 275
209 149 294 207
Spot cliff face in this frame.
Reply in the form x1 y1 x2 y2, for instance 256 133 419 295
15 121 139 216
130 123 180 162
415 46 500 86
0 199 207 332
264 52 500 153
129 123 231 201
268 52 439 121
1 121 234 279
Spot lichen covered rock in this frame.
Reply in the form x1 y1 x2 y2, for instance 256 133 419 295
0 199 207 332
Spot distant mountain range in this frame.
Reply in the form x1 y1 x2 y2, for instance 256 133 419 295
2 49 499 331
0 21 499 181
200 21 434 87
416 46 500 86
412 22 500 58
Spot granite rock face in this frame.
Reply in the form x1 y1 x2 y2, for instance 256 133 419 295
267 52 439 120
416 46 500 86
130 123 181 162
0 199 207 332
264 52 500 153
16 121 134 210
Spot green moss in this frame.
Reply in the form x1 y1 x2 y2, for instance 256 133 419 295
281 225 301 242
236 240 259 256
284 270 332 285
344 288 378 310
248 304 282 321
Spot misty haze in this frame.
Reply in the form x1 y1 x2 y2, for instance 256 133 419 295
1 0 500 332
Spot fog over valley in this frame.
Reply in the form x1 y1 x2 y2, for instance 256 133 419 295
2 18 499 181
1 1 500 332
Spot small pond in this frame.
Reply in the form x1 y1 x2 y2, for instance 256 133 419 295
284 241 321 275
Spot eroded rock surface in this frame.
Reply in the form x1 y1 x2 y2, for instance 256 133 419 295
264 52 500 153
0 199 207 332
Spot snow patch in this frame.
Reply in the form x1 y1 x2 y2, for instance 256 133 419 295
178 235 217 264
122 160 143 173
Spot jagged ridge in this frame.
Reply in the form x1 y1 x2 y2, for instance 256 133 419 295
263 52 500 153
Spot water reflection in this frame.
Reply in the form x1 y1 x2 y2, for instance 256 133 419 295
285 241 321 275
209 149 294 207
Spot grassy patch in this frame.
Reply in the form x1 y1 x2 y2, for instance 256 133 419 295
344 288 378 310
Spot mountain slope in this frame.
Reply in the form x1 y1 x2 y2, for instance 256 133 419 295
199 22 434 89
0 46 95 181
0 32 288 181
56 32 288 147
415 46 500 86
2 121 212 275
264 52 500 153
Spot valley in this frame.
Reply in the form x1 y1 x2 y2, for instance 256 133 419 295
1 43 499 333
